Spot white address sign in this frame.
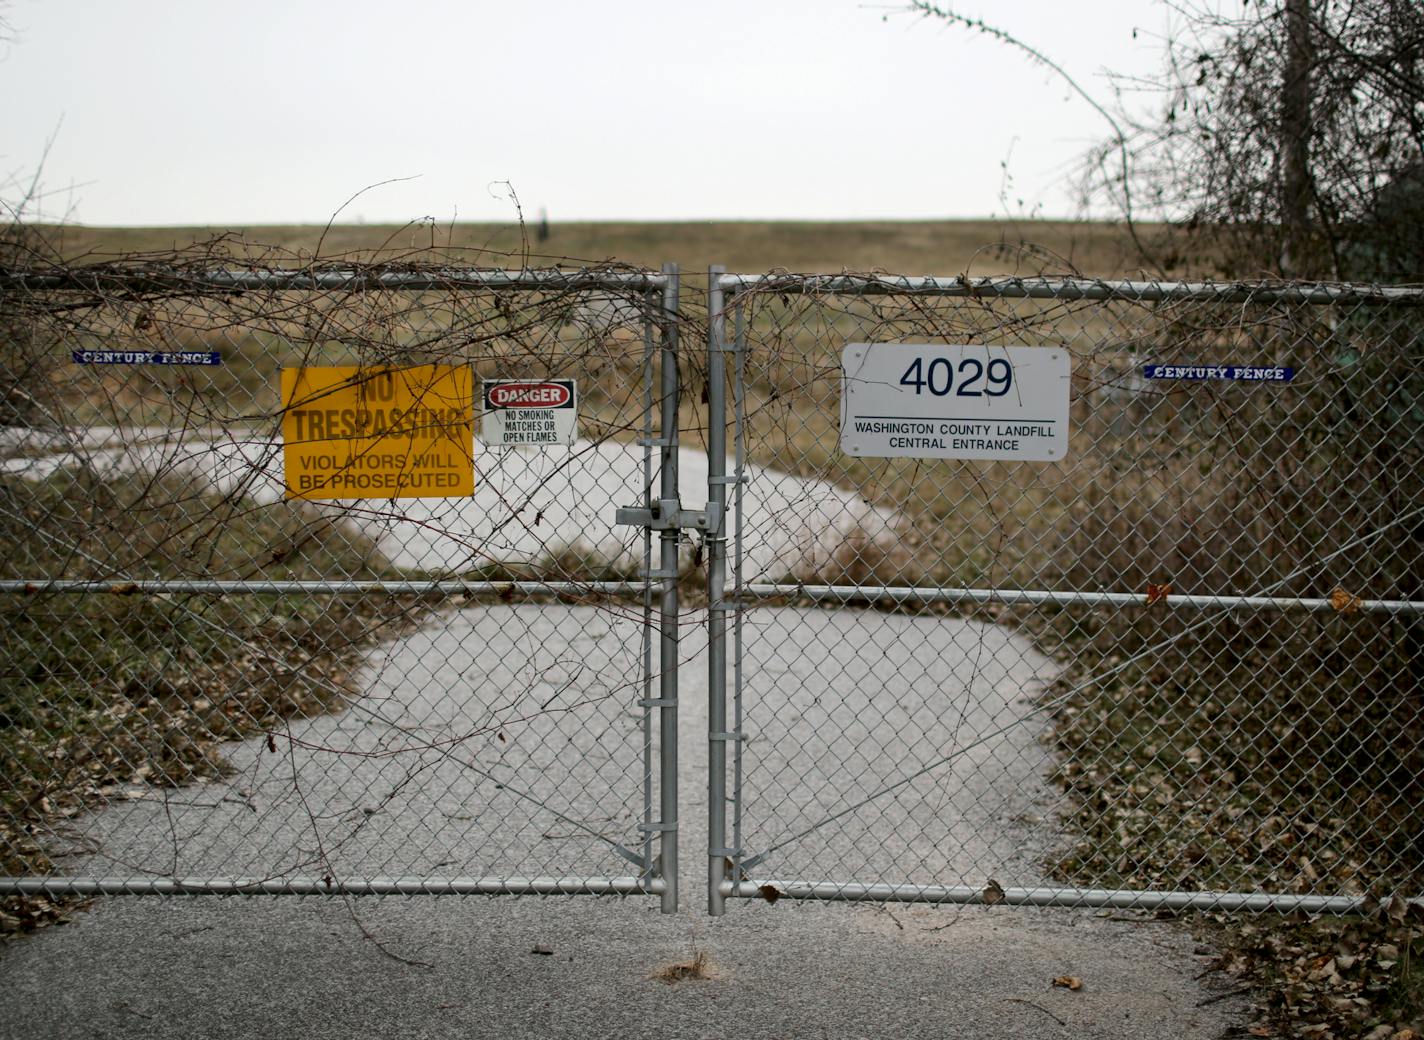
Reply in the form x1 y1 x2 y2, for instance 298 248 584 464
840 343 1071 461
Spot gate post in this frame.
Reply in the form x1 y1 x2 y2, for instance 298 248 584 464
706 266 730 916
658 262 681 915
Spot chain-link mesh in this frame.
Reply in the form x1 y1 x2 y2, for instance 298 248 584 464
0 264 676 898
716 274 1424 912
6 262 1422 915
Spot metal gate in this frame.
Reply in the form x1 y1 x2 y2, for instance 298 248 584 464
4 261 1423 918
1 265 682 911
705 270 1424 916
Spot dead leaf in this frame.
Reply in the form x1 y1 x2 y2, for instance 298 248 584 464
1146 582 1172 605
1248 1026 1274 1038
1330 587 1362 615
1052 975 1083 991
758 884 781 905
983 879 1006 905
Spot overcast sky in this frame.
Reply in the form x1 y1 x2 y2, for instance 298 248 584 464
2 0 1165 226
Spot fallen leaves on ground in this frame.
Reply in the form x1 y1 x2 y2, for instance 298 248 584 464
1204 902 1424 1039
1020 603 1423 1039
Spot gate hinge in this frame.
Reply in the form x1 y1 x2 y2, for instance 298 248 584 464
614 498 722 534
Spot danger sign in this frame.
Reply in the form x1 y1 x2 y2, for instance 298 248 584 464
280 364 474 500
481 379 577 446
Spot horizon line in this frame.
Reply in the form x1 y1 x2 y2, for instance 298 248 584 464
42 214 1154 231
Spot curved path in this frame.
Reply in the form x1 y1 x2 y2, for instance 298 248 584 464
0 605 1245 1040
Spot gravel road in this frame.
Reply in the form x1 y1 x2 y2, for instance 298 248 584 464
0 604 1246 1039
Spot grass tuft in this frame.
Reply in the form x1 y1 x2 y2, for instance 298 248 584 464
651 950 713 985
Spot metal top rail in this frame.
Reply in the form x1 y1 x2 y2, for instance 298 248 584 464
0 266 670 294
716 272 1424 306
0 579 649 597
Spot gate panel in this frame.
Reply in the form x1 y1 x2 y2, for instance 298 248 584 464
0 265 678 905
710 273 1424 914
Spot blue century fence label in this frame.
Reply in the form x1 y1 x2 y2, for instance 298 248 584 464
71 350 222 366
1143 364 1294 382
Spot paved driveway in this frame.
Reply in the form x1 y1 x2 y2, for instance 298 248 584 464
0 605 1245 1039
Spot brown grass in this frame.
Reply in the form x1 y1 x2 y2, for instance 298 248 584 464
650 950 713 984
36 219 1165 280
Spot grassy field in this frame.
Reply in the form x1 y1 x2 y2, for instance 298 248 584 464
39 219 1164 279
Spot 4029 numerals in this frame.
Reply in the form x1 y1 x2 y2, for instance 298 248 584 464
899 357 1013 397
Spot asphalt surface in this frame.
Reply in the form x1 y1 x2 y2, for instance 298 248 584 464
0 430 903 580
0 605 1247 1039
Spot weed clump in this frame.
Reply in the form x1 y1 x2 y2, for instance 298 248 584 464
651 950 712 985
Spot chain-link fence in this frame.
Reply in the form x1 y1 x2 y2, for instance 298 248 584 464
709 272 1424 914
0 263 680 906
4 260 1421 918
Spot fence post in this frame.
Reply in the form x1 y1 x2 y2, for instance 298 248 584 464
658 263 681 914
707 266 729 916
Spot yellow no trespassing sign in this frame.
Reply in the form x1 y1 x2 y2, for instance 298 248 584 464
280 364 474 500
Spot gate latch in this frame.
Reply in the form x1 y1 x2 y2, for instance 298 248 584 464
614 498 722 533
